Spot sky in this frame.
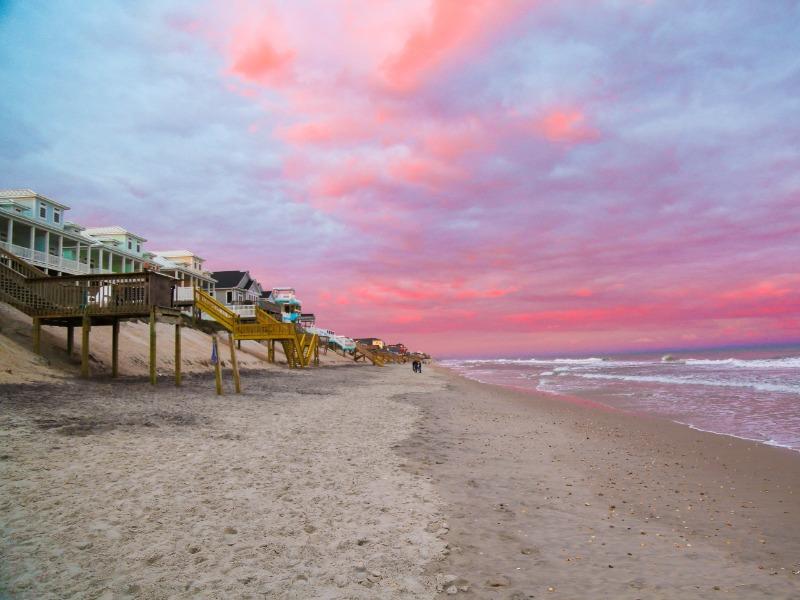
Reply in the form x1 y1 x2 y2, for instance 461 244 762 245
1 0 799 357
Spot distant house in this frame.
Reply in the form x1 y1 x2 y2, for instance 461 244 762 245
150 250 216 303
298 313 315 328
0 189 150 275
83 226 148 273
268 287 303 323
211 270 263 305
386 343 408 355
355 337 385 349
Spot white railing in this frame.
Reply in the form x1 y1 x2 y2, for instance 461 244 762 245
174 286 195 302
229 304 256 319
0 240 90 275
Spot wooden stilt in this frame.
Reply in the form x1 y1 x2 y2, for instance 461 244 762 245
237 339 241 350
149 307 157 385
81 314 90 379
111 320 120 378
66 325 74 355
212 334 223 395
228 332 241 393
174 323 182 387
268 339 275 363
32 318 41 355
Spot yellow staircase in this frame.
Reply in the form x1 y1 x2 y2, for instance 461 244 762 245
353 342 386 367
193 289 319 368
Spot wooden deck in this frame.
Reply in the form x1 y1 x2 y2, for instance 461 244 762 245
1 246 182 382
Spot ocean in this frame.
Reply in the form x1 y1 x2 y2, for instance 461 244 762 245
441 345 800 452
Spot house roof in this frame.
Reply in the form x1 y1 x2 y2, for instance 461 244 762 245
84 226 147 242
152 250 205 261
0 188 70 210
211 270 249 289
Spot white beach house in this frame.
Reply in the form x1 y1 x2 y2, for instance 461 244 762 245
0 189 149 275
150 250 216 303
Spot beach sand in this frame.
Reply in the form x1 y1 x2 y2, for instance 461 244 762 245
1 361 798 598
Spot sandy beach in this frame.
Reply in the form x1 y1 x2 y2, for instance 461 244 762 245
1 363 799 598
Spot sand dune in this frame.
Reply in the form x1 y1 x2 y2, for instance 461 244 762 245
0 301 352 385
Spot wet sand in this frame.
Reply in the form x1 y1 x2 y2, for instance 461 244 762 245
399 365 800 599
1 363 798 599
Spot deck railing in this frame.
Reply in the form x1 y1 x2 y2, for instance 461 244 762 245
0 240 91 275
18 271 174 318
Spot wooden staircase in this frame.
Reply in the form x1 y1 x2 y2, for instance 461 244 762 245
193 288 319 368
353 342 386 366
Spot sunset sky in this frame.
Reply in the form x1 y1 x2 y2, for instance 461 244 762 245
1 1 799 357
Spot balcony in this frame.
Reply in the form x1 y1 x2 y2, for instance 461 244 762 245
0 240 90 275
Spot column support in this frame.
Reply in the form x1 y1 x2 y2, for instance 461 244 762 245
112 320 120 378
149 307 157 385
81 314 90 378
228 332 241 394
66 325 74 355
32 318 41 354
174 323 182 387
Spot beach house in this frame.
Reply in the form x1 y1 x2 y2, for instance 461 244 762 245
150 250 216 303
268 287 303 323
355 337 385 349
0 189 150 275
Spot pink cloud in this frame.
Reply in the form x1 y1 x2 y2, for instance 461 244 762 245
536 108 600 143
381 0 528 92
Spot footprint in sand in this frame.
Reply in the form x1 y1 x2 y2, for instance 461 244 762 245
223 526 238 546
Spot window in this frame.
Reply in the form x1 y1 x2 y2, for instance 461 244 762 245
53 208 61 223
128 239 132 250
226 291 233 304
39 204 47 219
136 242 141 253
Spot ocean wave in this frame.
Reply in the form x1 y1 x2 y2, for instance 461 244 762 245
684 357 800 369
570 372 800 394
444 357 608 366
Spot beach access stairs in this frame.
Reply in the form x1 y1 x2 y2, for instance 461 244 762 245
352 342 390 366
192 288 319 368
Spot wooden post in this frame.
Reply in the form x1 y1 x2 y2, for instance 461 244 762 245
267 340 275 363
81 314 90 379
32 318 41 355
237 339 241 350
66 325 74 355
228 333 241 393
212 334 223 395
111 320 120 378
174 323 182 387
149 307 157 385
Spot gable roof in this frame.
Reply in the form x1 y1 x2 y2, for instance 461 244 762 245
0 188 71 209
84 226 147 242
211 270 249 289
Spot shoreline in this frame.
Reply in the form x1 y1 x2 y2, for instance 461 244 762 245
399 364 800 598
439 362 800 455
2 364 798 598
